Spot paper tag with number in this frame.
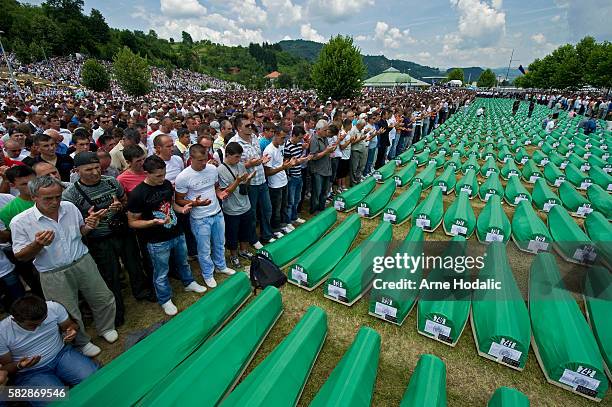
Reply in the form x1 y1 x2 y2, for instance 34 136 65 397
460 186 472 194
529 175 540 183
383 212 397 223
514 195 528 205
560 161 568 169
554 178 565 187
577 205 593 216
373 173 382 181
334 200 345 210
374 302 398 319
580 164 590 172
521 157 529 164
559 368 600 392
291 268 308 284
580 181 592 190
540 158 549 166
357 206 370 217
424 319 451 339
439 184 447 192
528 239 549 253
327 284 346 299
486 231 504 242
488 342 522 363
450 224 468 236
394 177 402 186
573 246 597 263
416 217 430 229
543 202 556 212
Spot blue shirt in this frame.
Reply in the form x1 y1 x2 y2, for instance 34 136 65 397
56 143 68 155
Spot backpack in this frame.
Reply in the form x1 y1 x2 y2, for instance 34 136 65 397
249 253 287 293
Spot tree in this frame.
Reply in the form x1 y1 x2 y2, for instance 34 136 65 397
276 72 293 89
447 68 464 83
113 47 152 96
81 58 110 91
12 38 31 64
477 68 496 88
311 35 365 100
181 31 193 46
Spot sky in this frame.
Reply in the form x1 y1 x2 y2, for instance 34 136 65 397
26 0 612 69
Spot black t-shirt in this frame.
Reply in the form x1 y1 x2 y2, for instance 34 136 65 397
127 180 181 243
33 154 74 182
376 119 390 147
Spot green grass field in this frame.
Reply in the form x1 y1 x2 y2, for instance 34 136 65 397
88 163 611 406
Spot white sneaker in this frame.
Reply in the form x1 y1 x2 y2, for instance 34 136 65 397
267 238 276 243
184 281 207 293
285 224 296 231
80 342 101 357
282 226 293 234
216 267 236 276
294 218 306 224
161 300 178 316
101 329 118 344
253 241 264 250
273 231 284 239
204 277 217 288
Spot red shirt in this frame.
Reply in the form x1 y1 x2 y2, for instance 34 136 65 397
117 170 146 194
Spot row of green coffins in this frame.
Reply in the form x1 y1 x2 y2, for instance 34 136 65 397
60 270 532 406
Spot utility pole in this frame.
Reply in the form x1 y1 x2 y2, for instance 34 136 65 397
0 30 23 101
504 49 519 84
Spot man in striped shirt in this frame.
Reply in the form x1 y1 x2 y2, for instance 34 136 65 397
284 125 311 225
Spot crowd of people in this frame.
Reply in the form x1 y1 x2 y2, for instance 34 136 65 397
0 58 610 396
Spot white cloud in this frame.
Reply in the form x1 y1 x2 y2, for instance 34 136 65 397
374 21 416 49
531 33 546 44
262 0 303 26
228 0 268 28
160 0 207 18
300 23 325 42
491 0 502 9
307 0 375 21
355 35 369 41
551 14 561 22
282 35 292 40
449 0 506 47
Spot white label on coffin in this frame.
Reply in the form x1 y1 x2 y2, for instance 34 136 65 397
607 183 612 191
560 162 568 169
357 206 370 216
503 157 510 163
451 223 468 236
529 175 540 183
508 171 519 178
395 177 402 186
439 184 447 192
525 140 531 145
486 169 495 177
543 202 557 212
373 173 382 181
527 240 549 252
424 319 451 339
606 167 612 174
395 159 402 166
553 142 560 148
514 196 528 205
488 342 522 363
584 152 592 159
559 369 600 392
577 205 593 216
460 186 472 194
416 217 430 228
486 231 504 242
573 246 597 263
291 268 308 284
374 302 398 318
429 159 437 165
580 181 592 190
484 192 495 201
327 284 346 299
554 178 565 187
580 164 590 172
334 200 345 210
540 158 549 166
521 157 529 164
383 212 397 222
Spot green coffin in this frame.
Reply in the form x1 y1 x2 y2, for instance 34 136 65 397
476 195 511 244
481 144 496 160
443 191 476 238
288 214 361 289
368 227 424 325
558 182 593 217
382 184 422 225
472 243 530 370
413 150 431 166
412 186 444 232
462 155 480 174
487 387 530 407
521 159 542 184
588 154 612 174
547 205 596 264
529 253 608 401
413 163 437 190
481 156 500 178
504 176 532 206
587 184 612 219
357 178 396 218
511 200 552 254
334 177 376 211
324 221 393 305
63 273 251 407
501 160 521 180
543 162 566 187
434 166 457 195
259 207 336 267
394 161 417 187
565 163 594 190
417 236 471 346
532 150 550 167
399 354 447 407
456 169 479 199
498 146 514 163
395 148 415 165
549 150 569 169
309 327 380 407
584 267 612 380
137 286 282 406
429 151 446 168
532 178 561 212
444 155 462 173
583 211 612 266
514 147 530 165
479 173 504 202
220 306 327 407
589 165 612 192
568 153 590 172
373 160 397 182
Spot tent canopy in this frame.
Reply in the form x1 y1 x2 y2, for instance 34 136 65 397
363 67 430 88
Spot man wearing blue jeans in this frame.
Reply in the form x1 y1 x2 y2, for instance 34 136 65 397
309 120 336 214
229 115 274 243
283 126 309 224
127 156 206 316
0 295 98 406
175 144 235 289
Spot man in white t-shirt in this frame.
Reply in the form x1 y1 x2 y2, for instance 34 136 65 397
147 118 174 156
0 295 99 388
175 144 234 288
264 131 299 236
154 134 184 183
